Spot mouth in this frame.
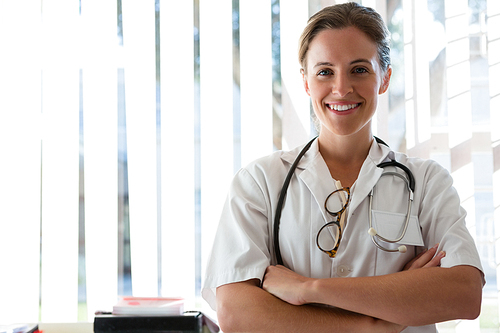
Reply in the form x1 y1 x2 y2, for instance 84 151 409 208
326 103 361 111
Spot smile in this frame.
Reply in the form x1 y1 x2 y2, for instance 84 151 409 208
327 103 361 111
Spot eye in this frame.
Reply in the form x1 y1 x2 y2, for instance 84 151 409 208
317 68 333 76
353 67 368 74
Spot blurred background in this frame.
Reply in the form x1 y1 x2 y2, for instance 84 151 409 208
0 0 498 331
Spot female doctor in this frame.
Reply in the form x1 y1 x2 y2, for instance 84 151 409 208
202 2 484 332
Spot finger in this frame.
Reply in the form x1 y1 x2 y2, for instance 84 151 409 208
403 248 427 270
275 264 292 272
263 265 276 282
408 244 439 270
265 265 282 278
423 250 446 268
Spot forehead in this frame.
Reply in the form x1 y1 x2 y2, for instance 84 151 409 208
306 27 380 70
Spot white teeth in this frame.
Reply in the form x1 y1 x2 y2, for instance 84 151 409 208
328 103 359 111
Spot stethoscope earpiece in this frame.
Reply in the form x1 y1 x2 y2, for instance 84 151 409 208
368 227 377 237
368 227 407 252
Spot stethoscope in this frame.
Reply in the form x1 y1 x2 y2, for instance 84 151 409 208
273 136 415 265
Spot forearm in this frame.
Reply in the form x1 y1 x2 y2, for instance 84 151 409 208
216 279 403 333
303 266 483 326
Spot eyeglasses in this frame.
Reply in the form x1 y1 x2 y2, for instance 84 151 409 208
316 187 350 258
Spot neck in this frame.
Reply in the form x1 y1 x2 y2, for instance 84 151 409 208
318 130 373 163
317 131 373 187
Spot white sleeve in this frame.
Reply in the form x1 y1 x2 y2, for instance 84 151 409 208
416 160 484 279
201 168 272 310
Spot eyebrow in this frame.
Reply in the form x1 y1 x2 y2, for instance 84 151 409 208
313 59 373 68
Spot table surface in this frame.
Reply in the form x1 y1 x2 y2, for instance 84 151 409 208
38 322 93 333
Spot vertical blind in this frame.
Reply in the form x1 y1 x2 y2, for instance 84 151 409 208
0 0 498 331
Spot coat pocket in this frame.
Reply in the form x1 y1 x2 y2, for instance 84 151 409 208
371 210 424 247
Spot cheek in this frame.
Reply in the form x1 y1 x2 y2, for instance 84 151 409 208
359 83 380 101
308 81 328 100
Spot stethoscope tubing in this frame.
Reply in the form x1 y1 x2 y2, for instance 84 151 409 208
273 136 415 265
273 136 317 266
368 171 414 253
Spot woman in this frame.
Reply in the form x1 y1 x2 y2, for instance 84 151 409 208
202 3 484 332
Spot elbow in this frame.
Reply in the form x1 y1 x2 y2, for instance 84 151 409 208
216 301 231 333
216 309 233 333
216 297 240 333
462 286 482 320
459 295 481 321
463 272 483 320
215 279 263 332
456 268 483 321
407 267 483 326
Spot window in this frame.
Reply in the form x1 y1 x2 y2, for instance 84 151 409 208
0 0 497 331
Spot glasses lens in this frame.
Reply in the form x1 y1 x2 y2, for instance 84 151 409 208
317 222 340 252
325 189 348 215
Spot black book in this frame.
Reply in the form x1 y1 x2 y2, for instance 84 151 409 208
94 311 219 333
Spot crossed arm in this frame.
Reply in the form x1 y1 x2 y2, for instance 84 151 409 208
216 246 483 333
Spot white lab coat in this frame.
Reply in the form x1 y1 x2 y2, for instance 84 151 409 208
202 138 484 333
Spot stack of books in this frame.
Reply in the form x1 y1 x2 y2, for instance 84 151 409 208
111 297 185 316
0 324 39 333
94 297 218 333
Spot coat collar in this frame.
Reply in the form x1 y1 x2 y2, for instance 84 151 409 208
280 138 336 223
349 139 392 214
280 137 395 219
280 137 394 169
280 137 320 169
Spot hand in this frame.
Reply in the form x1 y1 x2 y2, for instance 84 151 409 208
403 243 445 271
261 265 312 305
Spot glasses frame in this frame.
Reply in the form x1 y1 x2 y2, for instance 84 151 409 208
316 187 350 258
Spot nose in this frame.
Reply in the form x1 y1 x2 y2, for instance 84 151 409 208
332 74 353 97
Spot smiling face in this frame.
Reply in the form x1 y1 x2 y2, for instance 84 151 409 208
302 26 391 141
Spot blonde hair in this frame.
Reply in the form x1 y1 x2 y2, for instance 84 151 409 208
298 2 391 73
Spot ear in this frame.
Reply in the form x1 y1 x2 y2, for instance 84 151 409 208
378 66 392 94
301 68 311 96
